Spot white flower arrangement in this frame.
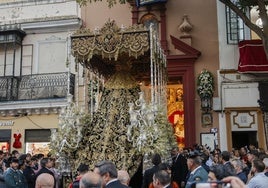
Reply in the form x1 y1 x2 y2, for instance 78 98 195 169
197 69 214 98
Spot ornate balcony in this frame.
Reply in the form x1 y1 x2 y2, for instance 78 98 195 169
0 72 75 116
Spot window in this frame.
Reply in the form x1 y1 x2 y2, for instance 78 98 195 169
22 44 33 75
0 129 11 152
140 13 159 32
25 129 52 155
225 5 246 44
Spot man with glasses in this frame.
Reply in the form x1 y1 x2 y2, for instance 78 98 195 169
93 161 129 188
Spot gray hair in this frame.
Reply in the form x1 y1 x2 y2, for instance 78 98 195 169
153 170 171 186
232 159 244 170
94 160 117 178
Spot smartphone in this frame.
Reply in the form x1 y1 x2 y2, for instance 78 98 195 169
195 182 231 188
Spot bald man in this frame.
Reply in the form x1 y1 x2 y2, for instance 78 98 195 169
80 171 103 188
35 173 54 188
118 170 130 186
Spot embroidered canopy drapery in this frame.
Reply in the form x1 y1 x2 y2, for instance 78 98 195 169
69 20 171 177
71 20 151 79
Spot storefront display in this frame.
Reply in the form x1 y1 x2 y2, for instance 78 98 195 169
0 142 9 153
25 142 50 156
0 129 11 153
25 129 52 156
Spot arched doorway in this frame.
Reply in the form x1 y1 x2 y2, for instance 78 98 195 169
167 82 185 147
167 35 201 148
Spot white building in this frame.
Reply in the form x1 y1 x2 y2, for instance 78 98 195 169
216 1 267 151
0 0 82 154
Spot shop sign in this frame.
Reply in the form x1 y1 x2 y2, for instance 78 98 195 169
0 120 14 126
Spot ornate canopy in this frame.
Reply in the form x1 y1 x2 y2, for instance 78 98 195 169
71 20 152 80
71 19 168 110
67 19 171 177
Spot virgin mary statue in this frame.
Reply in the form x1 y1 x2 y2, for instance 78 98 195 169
76 60 142 176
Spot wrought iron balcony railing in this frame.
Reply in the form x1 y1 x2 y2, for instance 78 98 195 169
0 72 75 102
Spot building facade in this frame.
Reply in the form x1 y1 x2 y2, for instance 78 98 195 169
79 0 268 151
216 1 267 151
1 0 266 155
0 0 82 154
79 0 220 149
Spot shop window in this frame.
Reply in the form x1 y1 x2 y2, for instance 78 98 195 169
25 129 51 156
0 129 11 152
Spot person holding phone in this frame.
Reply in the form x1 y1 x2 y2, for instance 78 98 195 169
222 176 245 188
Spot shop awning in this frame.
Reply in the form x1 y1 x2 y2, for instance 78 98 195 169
238 40 268 73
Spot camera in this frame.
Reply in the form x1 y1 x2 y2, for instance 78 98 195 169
195 182 231 188
210 128 218 133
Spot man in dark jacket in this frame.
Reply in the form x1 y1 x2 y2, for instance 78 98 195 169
4 157 28 188
153 170 172 188
35 158 55 188
220 151 236 176
23 157 37 188
142 153 162 188
171 147 188 187
0 150 6 188
69 163 89 188
94 160 128 188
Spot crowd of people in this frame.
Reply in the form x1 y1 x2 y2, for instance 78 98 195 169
1 144 268 188
0 150 60 188
145 144 268 188
0 150 132 188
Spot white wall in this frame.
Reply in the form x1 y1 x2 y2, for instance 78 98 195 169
0 0 80 24
217 2 238 70
216 1 261 150
222 82 259 108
